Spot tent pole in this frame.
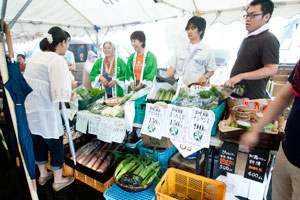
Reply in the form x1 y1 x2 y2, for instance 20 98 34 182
0 22 38 200
8 0 32 30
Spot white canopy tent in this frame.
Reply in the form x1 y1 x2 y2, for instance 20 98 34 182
2 0 300 41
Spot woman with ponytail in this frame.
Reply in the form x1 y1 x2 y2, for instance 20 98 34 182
24 26 75 191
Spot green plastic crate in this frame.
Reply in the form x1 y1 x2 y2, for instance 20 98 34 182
211 100 227 135
133 95 147 124
78 93 105 110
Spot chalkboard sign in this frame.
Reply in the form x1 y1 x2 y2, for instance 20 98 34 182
218 142 239 173
244 147 269 183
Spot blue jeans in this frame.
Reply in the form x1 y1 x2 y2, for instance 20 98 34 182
31 134 64 170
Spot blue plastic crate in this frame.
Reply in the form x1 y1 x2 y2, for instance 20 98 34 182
104 183 157 200
133 95 147 124
138 141 177 167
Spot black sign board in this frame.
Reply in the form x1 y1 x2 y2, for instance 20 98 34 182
218 142 239 173
244 147 269 183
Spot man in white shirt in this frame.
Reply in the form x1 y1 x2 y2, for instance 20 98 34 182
166 16 216 85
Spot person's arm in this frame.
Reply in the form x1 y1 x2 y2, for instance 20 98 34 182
198 71 214 85
166 67 175 78
68 63 76 71
225 64 278 87
239 82 294 151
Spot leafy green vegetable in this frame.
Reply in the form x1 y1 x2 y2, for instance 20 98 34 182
199 90 211 99
75 85 90 100
89 88 105 97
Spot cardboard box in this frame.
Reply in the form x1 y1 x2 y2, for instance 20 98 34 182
275 69 293 75
271 75 289 82
170 152 205 174
146 76 182 102
269 81 285 97
142 134 173 149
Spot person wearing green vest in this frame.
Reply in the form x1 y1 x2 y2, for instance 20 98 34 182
125 31 157 91
90 41 126 97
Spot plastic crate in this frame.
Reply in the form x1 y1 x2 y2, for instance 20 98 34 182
155 168 226 200
133 95 147 124
74 170 114 193
211 100 227 136
104 183 157 200
78 93 105 110
138 141 177 167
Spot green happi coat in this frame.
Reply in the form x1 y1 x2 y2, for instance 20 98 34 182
125 50 157 86
90 57 126 97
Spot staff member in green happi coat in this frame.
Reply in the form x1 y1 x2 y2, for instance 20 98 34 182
126 31 157 91
90 41 126 97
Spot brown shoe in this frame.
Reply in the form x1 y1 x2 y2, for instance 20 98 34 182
38 173 53 186
52 177 75 192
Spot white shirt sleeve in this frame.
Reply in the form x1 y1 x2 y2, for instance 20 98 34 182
49 57 72 102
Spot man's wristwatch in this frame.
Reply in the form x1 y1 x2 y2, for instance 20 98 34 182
205 74 210 80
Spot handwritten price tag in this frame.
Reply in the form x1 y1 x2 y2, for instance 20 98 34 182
164 105 188 139
97 116 112 143
110 118 126 143
188 108 215 147
88 114 102 136
75 111 90 133
141 103 166 139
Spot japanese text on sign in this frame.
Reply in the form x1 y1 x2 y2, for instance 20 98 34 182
218 142 239 173
244 148 269 183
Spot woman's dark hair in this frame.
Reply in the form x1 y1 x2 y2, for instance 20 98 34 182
39 26 69 52
17 54 25 59
130 31 146 48
185 16 206 40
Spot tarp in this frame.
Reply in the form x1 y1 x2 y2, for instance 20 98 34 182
2 0 300 38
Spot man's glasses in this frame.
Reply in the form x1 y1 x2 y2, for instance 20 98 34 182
243 13 263 19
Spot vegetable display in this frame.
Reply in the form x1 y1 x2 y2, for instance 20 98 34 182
154 88 176 102
113 154 161 187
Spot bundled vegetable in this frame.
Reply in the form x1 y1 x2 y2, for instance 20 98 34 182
114 154 162 187
75 85 90 100
154 88 176 102
90 88 105 97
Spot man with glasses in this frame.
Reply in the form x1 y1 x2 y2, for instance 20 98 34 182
166 16 216 85
225 0 279 99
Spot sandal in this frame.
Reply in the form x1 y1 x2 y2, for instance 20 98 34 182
52 177 75 192
38 173 53 186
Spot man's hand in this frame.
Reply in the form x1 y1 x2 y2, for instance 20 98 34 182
198 75 207 85
100 76 108 87
108 80 117 88
130 82 136 91
71 80 78 89
135 83 142 91
239 130 260 152
224 74 243 87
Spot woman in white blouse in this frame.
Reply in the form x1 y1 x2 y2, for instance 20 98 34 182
24 26 75 191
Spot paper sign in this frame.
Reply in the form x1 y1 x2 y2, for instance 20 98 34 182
170 107 215 158
124 101 135 132
188 108 215 147
75 110 90 133
88 114 102 135
218 142 239 173
164 104 189 139
141 103 166 139
97 116 112 143
110 117 126 143
244 148 269 183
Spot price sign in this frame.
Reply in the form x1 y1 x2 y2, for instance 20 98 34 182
218 142 239 173
244 148 269 183
164 105 188 139
188 108 215 146
88 114 102 135
141 103 166 139
75 111 90 133
110 118 126 143
97 116 112 143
